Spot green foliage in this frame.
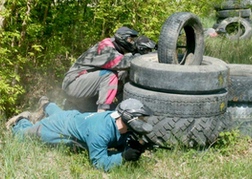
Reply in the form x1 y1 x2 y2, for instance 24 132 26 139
212 130 250 155
215 130 240 147
0 0 249 117
205 37 252 64
92 0 223 41
0 30 25 115
0 75 24 113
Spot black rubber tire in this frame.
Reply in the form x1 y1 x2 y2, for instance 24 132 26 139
123 82 228 118
214 0 252 10
130 53 229 94
245 18 252 24
217 17 252 39
227 64 252 102
227 102 252 137
142 112 231 147
215 17 252 28
158 12 204 65
216 8 252 18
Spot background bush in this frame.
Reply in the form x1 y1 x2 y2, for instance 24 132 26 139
1 0 251 118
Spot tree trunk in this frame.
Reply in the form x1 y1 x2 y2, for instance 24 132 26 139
0 0 6 28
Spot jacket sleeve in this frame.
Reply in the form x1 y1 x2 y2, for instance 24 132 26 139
113 53 139 70
100 51 139 70
66 38 139 71
86 128 123 172
88 143 123 172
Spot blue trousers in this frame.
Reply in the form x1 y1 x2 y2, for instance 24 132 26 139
12 103 64 141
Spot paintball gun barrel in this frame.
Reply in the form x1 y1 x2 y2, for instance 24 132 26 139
127 132 172 151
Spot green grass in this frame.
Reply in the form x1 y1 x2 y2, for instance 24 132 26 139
1 116 252 179
202 16 252 64
204 37 252 64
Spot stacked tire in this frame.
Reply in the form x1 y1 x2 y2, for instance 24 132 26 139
214 0 252 40
227 64 252 137
124 12 231 148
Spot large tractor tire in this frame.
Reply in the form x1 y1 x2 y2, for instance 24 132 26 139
142 112 231 147
226 64 252 137
228 103 252 137
228 64 252 102
123 82 228 118
130 53 229 94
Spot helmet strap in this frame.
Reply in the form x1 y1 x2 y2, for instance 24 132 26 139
127 117 138 124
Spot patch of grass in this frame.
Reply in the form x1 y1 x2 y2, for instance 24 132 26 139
204 37 252 64
202 17 252 64
200 16 252 64
1 120 252 179
201 16 217 28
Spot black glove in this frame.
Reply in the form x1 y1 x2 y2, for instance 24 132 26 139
122 148 141 161
128 138 145 153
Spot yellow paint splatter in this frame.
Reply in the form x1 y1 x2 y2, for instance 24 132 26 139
218 73 224 86
220 102 225 111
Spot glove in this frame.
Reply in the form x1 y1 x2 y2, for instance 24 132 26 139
128 139 145 153
122 148 141 161
117 70 128 81
154 43 158 50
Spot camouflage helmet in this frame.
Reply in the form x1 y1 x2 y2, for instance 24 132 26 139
114 27 139 53
135 36 156 54
116 98 153 134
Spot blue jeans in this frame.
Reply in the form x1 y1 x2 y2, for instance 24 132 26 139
12 103 63 139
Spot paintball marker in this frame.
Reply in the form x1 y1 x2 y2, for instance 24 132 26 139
126 132 172 152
